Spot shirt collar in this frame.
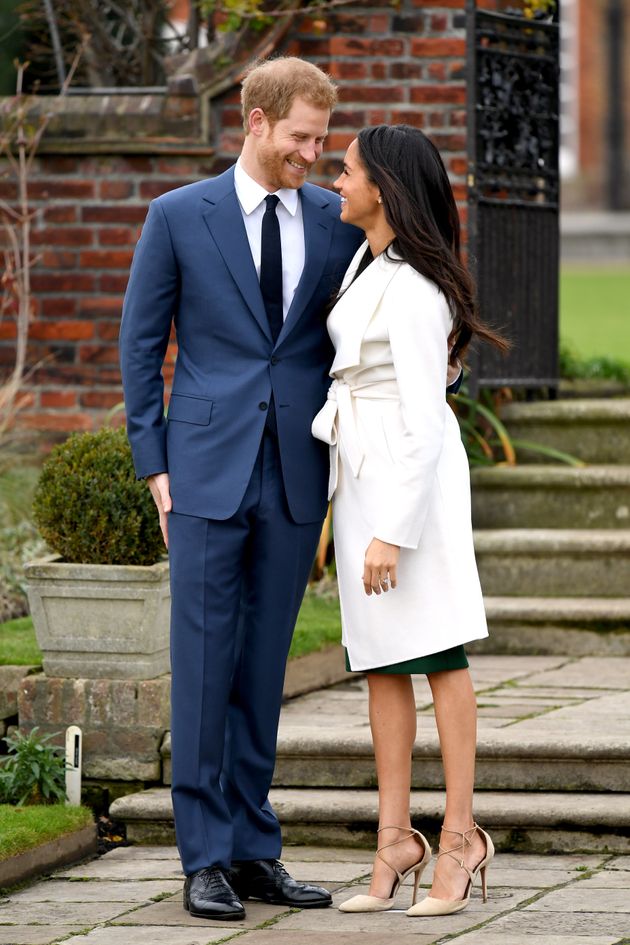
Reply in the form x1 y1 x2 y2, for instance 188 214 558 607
234 159 299 217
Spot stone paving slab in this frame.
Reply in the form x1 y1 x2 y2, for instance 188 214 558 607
57 858 184 881
8 879 182 903
0 929 85 945
63 927 236 944
1 848 630 945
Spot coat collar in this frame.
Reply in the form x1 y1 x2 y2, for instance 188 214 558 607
200 167 335 348
329 240 403 376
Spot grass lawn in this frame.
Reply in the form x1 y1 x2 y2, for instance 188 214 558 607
0 804 93 860
0 591 341 666
0 616 41 666
560 267 630 363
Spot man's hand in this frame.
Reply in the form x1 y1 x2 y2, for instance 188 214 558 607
146 473 172 549
363 538 399 596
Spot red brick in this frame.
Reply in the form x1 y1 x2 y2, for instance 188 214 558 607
330 110 369 128
220 108 243 128
139 180 186 200
100 274 130 293
428 62 447 81
99 180 134 200
43 157 80 174
40 390 78 408
325 132 356 151
41 250 78 269
78 344 120 364
0 323 17 339
371 63 387 81
340 86 405 104
329 61 369 80
21 412 93 432
44 205 77 223
80 250 134 269
429 133 466 151
412 0 464 7
80 298 123 317
451 110 467 127
391 111 425 127
428 111 446 128
449 61 466 80
97 321 123 340
411 38 466 57
40 297 78 317
390 62 424 80
330 38 405 57
430 14 449 32
29 180 96 200
30 320 95 341
449 157 468 175
82 206 147 224
410 86 466 105
31 228 93 247
368 14 389 32
31 273 96 292
98 227 136 246
80 390 124 408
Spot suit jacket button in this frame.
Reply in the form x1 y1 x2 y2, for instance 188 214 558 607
259 401 268 411
270 356 279 365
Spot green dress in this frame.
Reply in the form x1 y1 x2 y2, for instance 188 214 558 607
345 644 468 675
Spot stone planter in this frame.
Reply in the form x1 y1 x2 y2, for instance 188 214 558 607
25 555 170 679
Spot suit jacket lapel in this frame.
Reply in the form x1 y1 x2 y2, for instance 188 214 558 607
200 169 272 342
276 184 334 347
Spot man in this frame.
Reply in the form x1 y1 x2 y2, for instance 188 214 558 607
120 57 363 921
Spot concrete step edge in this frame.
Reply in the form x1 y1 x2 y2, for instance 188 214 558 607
484 596 630 620
474 528 630 553
500 398 630 423
110 787 630 830
471 465 630 486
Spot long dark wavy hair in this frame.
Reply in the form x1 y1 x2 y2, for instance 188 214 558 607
357 124 508 364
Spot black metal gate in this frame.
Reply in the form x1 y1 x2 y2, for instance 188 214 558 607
466 2 560 389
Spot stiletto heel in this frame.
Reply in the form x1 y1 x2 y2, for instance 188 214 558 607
406 823 494 917
339 826 431 913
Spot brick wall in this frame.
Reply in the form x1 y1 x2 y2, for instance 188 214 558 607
1 0 508 435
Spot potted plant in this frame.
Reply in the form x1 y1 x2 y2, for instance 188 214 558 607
25 427 169 679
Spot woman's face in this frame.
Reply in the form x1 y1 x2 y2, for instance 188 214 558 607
334 139 382 231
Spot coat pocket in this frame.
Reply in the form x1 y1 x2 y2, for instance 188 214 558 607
167 394 213 425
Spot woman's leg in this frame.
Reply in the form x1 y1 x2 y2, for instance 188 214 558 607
426 668 487 900
366 672 426 898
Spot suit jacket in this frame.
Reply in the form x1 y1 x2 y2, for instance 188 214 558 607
119 167 363 523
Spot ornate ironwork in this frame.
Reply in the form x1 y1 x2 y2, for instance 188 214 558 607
474 9 559 206
466 3 560 390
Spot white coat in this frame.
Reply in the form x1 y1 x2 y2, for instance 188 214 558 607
312 242 488 671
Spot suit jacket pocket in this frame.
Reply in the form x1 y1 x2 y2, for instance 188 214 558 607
167 393 213 425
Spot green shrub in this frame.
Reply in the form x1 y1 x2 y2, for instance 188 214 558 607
0 727 66 806
32 427 164 565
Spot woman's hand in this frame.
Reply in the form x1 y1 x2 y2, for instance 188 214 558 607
146 472 172 548
363 538 399 596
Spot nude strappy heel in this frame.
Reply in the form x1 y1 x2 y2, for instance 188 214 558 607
406 823 494 917
339 826 432 913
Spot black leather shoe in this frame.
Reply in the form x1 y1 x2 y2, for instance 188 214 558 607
231 858 332 908
183 866 246 920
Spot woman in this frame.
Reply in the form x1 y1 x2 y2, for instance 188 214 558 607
312 125 507 917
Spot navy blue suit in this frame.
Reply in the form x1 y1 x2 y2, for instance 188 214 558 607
120 167 362 873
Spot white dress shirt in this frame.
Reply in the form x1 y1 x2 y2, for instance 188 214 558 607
234 159 306 319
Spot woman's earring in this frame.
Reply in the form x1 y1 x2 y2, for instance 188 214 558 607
377 196 383 205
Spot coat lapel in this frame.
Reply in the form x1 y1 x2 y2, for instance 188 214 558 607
200 169 272 342
275 184 334 347
330 246 403 375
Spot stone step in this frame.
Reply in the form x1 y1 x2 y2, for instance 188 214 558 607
110 786 630 854
471 465 630 529
474 529 630 597
499 398 630 465
161 700 629 793
481 596 630 655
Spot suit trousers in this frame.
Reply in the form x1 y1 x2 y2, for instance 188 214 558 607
168 430 323 875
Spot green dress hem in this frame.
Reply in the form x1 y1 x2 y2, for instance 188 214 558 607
345 644 469 675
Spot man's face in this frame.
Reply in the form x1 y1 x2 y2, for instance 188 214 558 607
250 97 330 191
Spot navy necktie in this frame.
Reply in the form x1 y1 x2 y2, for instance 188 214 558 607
260 194 283 343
